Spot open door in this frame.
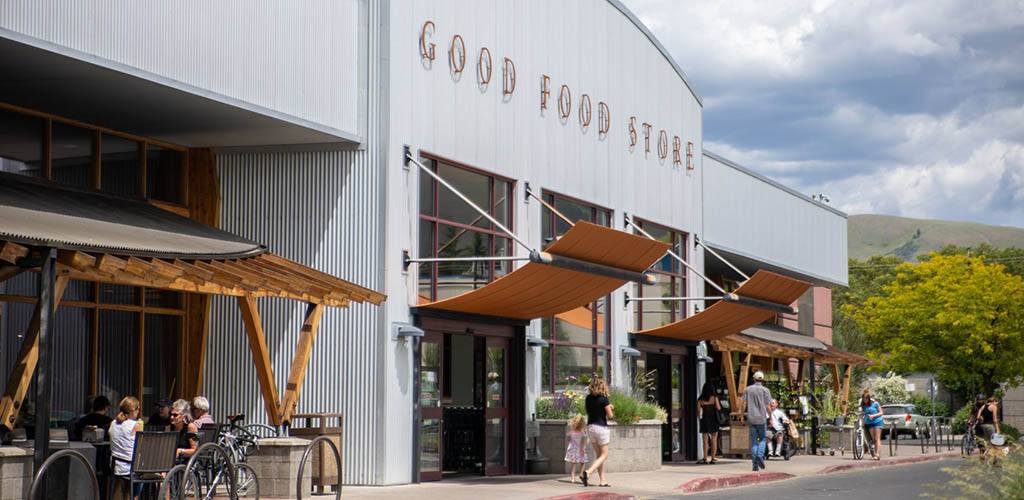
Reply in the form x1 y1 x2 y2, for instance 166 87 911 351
419 332 443 482
484 337 510 475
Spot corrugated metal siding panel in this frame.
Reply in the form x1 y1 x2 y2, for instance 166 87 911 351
209 150 383 484
0 0 360 134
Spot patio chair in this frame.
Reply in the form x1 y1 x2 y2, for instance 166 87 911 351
110 431 177 500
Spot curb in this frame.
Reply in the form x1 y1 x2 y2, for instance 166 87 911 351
816 451 959 475
677 472 795 493
540 492 637 500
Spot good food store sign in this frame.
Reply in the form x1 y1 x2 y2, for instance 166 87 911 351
420 21 694 170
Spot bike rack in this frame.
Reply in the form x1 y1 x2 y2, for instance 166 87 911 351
296 435 342 500
28 449 101 500
183 442 238 500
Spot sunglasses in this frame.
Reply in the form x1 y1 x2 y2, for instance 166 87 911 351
170 413 181 418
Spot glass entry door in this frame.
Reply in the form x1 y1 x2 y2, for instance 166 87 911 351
484 337 509 475
419 332 443 481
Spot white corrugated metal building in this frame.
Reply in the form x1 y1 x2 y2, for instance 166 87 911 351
0 0 847 486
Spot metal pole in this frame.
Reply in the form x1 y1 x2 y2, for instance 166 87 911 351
407 152 532 253
33 248 56 472
525 188 574 227
624 216 727 295
406 256 530 264
694 236 750 281
626 296 724 302
810 354 817 456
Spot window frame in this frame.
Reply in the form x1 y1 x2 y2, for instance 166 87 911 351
632 218 689 331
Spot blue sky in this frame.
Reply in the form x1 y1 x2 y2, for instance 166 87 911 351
621 0 1024 228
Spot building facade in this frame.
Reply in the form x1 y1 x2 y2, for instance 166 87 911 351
0 0 848 487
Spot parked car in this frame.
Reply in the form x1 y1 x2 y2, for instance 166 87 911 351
880 404 931 439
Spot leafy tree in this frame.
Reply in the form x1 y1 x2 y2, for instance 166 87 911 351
924 243 1024 277
850 254 1024 395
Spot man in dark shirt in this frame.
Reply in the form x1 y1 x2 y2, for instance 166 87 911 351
73 395 112 440
147 399 173 429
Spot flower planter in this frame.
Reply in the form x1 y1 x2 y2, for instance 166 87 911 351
537 419 663 473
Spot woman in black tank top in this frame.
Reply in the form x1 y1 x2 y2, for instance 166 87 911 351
975 396 1001 442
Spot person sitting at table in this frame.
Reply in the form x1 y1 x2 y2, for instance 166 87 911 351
170 399 199 464
73 395 112 441
191 396 215 428
109 396 143 500
147 399 173 429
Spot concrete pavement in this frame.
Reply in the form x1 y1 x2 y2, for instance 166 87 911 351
336 445 961 500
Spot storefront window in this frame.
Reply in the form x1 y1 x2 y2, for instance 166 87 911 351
0 108 44 177
633 220 688 330
541 192 612 393
51 122 94 188
101 134 142 197
146 145 185 204
417 157 514 302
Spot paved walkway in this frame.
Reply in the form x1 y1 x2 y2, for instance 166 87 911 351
338 445 961 499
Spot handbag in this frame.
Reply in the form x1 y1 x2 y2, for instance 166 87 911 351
716 409 728 427
787 420 799 440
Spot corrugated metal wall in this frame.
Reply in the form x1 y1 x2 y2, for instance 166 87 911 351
0 0 362 136
209 150 384 484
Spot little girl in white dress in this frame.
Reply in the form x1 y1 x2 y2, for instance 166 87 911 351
565 414 589 483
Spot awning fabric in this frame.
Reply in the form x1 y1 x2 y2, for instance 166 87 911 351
418 222 670 319
0 173 385 307
633 270 811 341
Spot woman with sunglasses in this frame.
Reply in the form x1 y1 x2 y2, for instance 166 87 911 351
169 399 199 463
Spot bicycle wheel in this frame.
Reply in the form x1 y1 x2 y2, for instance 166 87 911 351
853 428 865 460
239 424 278 457
234 462 260 499
160 464 202 500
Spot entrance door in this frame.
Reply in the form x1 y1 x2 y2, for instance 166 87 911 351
643 351 688 462
484 337 509 475
419 332 444 481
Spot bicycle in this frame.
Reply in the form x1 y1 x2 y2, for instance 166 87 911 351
852 413 876 460
162 415 272 499
961 421 978 456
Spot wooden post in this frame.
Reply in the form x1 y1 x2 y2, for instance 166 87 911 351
797 359 806 394
280 303 325 424
722 350 739 415
0 276 69 430
830 364 841 395
737 353 752 393
839 365 853 417
182 147 220 399
782 357 793 385
237 295 282 426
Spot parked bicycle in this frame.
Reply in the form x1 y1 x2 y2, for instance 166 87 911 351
852 412 876 460
961 421 978 456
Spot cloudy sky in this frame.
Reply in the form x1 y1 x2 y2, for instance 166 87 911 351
620 0 1024 228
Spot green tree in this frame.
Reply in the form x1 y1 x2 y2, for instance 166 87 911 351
923 243 1024 277
850 254 1024 395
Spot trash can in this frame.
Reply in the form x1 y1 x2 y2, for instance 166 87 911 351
289 413 342 494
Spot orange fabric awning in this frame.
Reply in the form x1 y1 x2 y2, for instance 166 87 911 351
633 270 811 341
418 222 670 319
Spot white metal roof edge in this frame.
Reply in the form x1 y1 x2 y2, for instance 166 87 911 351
704 239 849 288
703 150 848 218
606 0 703 107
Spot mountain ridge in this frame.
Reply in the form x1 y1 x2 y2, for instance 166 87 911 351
848 214 1024 262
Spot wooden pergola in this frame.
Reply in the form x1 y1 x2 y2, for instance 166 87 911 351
711 332 871 417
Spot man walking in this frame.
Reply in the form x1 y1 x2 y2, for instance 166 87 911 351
740 371 772 471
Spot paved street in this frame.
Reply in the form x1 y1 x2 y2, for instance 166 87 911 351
666 457 957 499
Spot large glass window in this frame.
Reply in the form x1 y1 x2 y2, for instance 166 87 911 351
101 134 142 197
147 145 185 204
0 108 44 177
417 157 514 303
540 192 612 393
51 122 95 188
633 220 688 330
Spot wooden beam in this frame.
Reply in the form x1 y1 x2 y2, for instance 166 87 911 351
738 352 752 393
797 360 806 394
0 276 70 430
830 364 841 395
839 365 853 417
183 293 211 399
57 250 97 272
0 242 29 265
279 303 325 423
258 253 384 304
124 256 157 278
237 295 282 426
722 350 740 415
0 266 25 284
192 260 256 292
95 254 128 275
782 358 794 385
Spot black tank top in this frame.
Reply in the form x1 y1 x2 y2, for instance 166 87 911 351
980 404 997 425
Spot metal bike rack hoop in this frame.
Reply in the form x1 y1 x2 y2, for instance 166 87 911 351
297 435 342 500
183 442 237 500
28 449 100 500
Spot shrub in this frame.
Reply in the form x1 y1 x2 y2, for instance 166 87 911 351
951 403 974 435
539 387 667 425
922 447 1024 499
1001 423 1021 444
866 372 910 403
909 394 951 417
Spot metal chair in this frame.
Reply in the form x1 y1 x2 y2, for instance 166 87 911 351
111 431 177 499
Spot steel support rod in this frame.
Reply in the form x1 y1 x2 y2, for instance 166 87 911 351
694 235 750 281
525 188 575 227
33 248 56 473
624 215 726 295
723 293 797 315
407 256 530 264
530 250 656 286
626 296 724 302
407 151 532 253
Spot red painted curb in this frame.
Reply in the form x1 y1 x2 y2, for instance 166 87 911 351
540 492 635 500
677 471 796 493
816 451 959 475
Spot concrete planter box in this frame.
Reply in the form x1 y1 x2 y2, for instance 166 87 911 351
0 446 32 500
536 419 662 473
248 437 313 499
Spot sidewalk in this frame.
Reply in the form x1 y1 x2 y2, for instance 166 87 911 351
339 445 961 499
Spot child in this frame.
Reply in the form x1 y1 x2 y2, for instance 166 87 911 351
565 414 589 483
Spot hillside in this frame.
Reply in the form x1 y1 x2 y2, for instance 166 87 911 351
848 214 1024 261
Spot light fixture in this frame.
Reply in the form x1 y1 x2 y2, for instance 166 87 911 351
620 346 642 358
527 337 549 348
391 322 424 341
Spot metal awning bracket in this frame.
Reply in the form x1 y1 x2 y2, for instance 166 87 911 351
694 235 751 281
624 215 727 295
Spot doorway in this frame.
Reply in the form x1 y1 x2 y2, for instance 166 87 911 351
635 341 697 462
417 318 519 481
